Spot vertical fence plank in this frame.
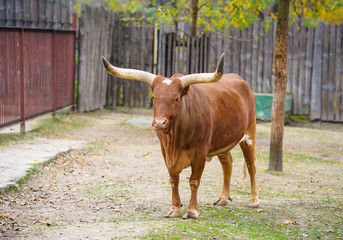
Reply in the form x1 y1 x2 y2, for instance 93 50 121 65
245 27 252 86
14 0 23 27
263 19 273 93
291 22 300 114
310 21 324 120
23 0 30 27
321 23 329 121
286 23 294 94
240 29 247 80
233 28 240 74
297 24 306 115
0 0 6 25
335 25 342 121
53 0 61 29
251 22 259 92
6 0 15 26
304 27 314 115
30 0 38 28
123 26 129 107
256 22 264 93
38 0 46 28
328 24 336 121
45 0 53 28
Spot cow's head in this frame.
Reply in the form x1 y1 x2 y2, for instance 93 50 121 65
102 53 225 133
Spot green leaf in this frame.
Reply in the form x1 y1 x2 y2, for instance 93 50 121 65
145 7 156 14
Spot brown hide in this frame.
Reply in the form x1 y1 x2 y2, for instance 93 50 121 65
151 73 255 176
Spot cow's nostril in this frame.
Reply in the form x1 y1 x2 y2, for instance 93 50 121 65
162 120 166 125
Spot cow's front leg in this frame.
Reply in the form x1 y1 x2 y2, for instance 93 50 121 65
183 157 206 219
164 175 182 218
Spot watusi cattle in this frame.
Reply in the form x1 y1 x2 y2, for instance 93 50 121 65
101 53 260 219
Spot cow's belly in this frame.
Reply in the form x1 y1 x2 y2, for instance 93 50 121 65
207 141 240 156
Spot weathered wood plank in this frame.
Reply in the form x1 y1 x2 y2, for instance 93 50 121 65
256 22 264 93
14 0 23 27
45 0 53 28
335 25 342 121
0 0 6 25
53 0 61 29
321 23 329 121
38 0 46 28
240 28 247 80
123 26 130 107
304 27 314 115
6 0 15 26
263 18 273 93
327 24 336 121
310 21 324 120
233 28 240 74
251 22 259 92
30 0 38 28
297 23 306 115
23 0 30 27
291 21 300 114
245 26 252 86
286 22 294 94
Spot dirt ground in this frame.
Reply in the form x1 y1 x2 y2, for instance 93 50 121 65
0 109 342 239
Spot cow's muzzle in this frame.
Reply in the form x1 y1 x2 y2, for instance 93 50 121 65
152 118 169 132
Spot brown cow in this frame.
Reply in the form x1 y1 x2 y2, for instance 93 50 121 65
102 53 260 219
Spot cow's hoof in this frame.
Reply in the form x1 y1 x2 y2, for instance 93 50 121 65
182 209 198 219
164 207 181 218
213 197 233 206
248 199 260 208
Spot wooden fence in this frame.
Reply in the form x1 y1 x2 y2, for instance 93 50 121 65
78 6 342 122
159 20 343 122
78 5 154 111
0 0 75 29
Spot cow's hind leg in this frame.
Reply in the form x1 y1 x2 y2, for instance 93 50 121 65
239 118 260 208
214 151 233 206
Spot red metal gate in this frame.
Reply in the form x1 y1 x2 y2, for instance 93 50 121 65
0 27 76 129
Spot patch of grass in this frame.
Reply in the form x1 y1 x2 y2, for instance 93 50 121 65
141 204 342 239
283 152 338 165
0 132 30 146
0 112 88 146
290 115 310 121
33 112 87 137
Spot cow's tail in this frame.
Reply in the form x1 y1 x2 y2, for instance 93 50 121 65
242 161 248 189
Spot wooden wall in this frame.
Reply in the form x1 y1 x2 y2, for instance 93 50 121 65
159 19 343 122
0 0 74 29
77 6 342 122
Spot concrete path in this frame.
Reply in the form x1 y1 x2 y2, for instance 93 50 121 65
0 138 86 190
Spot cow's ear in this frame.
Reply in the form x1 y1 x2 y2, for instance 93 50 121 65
181 86 189 96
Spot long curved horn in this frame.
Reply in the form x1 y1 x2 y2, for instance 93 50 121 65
101 56 156 85
180 52 225 88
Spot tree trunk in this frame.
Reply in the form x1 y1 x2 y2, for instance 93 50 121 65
269 0 290 172
190 0 199 38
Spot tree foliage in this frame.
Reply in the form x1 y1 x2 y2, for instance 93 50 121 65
98 0 343 35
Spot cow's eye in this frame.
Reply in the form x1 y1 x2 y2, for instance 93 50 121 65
175 97 180 102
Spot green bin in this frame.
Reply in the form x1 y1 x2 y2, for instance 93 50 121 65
255 93 292 120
